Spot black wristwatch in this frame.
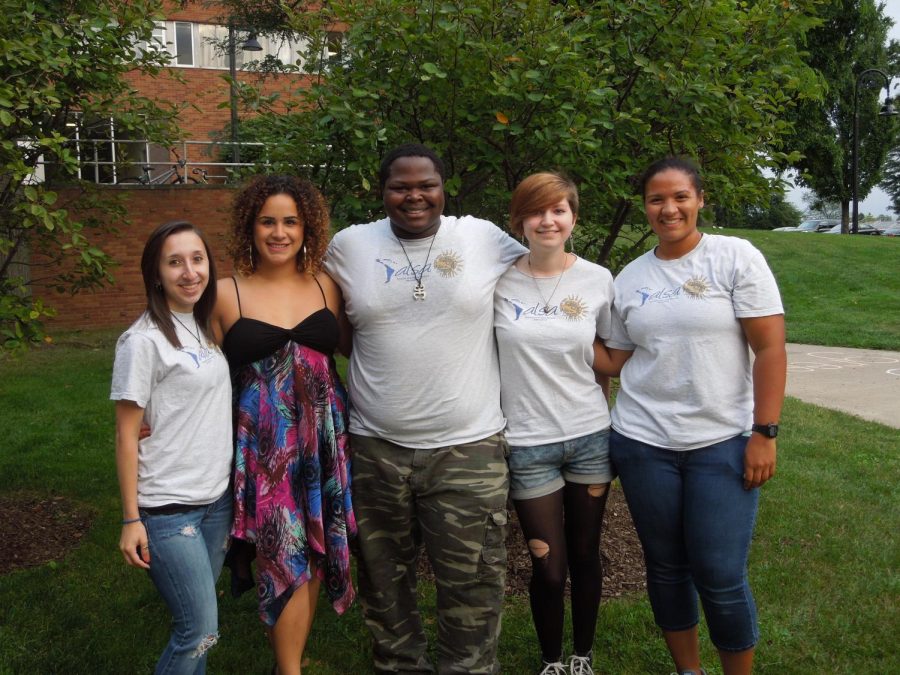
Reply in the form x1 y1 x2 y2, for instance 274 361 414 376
751 423 779 438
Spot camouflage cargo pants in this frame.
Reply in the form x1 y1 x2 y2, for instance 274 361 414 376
350 432 510 674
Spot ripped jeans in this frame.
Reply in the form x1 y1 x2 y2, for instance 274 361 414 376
141 489 232 675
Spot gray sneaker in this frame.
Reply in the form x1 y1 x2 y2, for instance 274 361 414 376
568 652 594 675
539 660 568 675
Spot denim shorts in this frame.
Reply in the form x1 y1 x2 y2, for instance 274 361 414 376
508 428 613 500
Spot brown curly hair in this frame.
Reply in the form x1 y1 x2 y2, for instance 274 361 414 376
229 175 330 275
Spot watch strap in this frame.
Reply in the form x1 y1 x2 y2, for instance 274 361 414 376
751 423 778 438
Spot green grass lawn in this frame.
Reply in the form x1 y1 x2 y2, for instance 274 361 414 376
708 228 900 350
0 338 897 673
1 230 898 673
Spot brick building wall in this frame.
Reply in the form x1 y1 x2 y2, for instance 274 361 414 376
31 2 324 332
125 69 309 141
124 0 314 140
37 185 238 331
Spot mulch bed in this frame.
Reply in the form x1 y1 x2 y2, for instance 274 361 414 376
419 486 647 598
1 489 647 601
0 494 94 574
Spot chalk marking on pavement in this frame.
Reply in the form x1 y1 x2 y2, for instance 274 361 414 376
787 351 898 373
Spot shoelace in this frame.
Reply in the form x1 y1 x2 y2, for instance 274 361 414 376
569 653 594 675
538 661 567 675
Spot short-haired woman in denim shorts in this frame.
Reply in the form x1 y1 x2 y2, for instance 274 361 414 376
494 172 616 675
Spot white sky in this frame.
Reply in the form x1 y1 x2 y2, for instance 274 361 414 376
784 2 900 217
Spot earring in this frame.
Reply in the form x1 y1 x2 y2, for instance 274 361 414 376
567 235 576 254
247 242 255 271
298 243 308 271
154 281 162 290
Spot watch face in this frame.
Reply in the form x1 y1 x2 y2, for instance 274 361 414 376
754 424 778 438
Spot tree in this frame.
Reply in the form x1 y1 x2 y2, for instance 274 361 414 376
786 0 898 232
221 0 820 270
880 146 900 215
717 194 803 230
0 0 176 351
801 192 843 218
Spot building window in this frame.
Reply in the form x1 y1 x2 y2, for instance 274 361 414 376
197 23 229 69
174 21 194 66
324 31 344 67
135 21 166 57
133 21 331 72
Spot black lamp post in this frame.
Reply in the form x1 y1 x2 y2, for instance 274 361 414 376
851 68 897 234
228 29 263 165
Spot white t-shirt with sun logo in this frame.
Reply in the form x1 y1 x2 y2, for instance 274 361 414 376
494 256 615 446
325 215 525 448
607 234 783 450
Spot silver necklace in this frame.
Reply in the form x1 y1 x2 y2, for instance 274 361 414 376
527 252 569 313
172 313 212 360
394 228 439 301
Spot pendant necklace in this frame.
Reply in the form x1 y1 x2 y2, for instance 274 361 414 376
395 226 440 301
172 313 212 361
527 252 569 313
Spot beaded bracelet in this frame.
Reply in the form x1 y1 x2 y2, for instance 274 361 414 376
122 517 142 525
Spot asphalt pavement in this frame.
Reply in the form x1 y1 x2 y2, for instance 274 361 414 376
785 343 900 429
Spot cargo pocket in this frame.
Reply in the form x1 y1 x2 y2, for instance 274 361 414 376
478 509 509 578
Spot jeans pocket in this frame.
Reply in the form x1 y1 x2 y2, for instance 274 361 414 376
499 433 511 460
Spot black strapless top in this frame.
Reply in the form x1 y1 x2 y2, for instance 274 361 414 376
222 277 339 368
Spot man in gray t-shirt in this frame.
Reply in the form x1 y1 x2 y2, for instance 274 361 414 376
325 144 523 674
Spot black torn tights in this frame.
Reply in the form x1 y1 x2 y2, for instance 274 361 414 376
513 481 609 661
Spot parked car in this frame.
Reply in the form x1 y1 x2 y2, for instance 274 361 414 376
880 224 900 237
822 223 882 235
772 218 839 232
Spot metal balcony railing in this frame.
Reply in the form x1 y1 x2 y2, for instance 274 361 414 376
45 138 271 185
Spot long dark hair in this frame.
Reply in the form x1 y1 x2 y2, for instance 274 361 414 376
140 220 217 349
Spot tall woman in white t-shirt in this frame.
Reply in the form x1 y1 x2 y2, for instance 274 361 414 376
596 157 786 675
112 221 233 675
494 172 616 675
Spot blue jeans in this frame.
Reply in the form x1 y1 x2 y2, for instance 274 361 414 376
609 431 759 651
141 490 232 675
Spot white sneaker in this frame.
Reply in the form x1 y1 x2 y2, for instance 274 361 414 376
538 660 567 675
568 652 594 675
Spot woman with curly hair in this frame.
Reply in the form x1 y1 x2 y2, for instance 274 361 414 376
212 175 355 675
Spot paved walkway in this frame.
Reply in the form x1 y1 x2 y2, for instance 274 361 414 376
786 343 900 429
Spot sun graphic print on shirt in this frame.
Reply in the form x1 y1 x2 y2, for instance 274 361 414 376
432 250 463 278
559 295 588 320
682 276 711 299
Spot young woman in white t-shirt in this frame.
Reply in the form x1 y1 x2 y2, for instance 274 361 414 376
595 157 786 675
494 172 615 675
111 220 232 675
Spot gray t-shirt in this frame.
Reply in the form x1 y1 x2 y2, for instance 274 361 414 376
494 256 614 446
110 312 232 506
325 215 525 448
607 234 783 450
